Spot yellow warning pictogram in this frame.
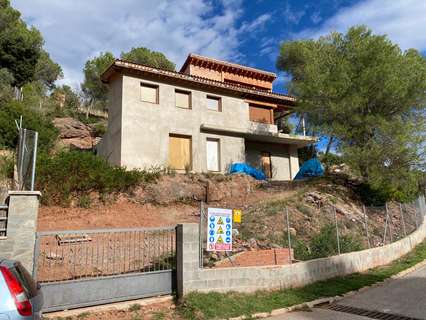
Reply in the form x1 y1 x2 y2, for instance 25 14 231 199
217 235 224 244
217 217 224 225
217 226 224 234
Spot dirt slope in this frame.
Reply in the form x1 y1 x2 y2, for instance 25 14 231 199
38 174 418 253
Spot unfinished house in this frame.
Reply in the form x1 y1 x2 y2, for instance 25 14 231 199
98 54 316 180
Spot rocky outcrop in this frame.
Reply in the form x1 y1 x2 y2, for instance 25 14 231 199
53 118 96 150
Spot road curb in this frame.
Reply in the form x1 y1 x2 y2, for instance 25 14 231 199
222 258 426 319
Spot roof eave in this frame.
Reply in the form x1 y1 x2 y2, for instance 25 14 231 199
101 60 296 105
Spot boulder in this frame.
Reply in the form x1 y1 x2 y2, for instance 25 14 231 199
53 118 95 150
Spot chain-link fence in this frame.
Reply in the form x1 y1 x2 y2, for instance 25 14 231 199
16 128 38 191
199 194 426 268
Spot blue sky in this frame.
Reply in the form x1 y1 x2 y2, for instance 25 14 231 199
10 0 426 93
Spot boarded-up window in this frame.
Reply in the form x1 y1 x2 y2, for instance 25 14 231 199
175 90 191 109
207 95 221 111
261 152 272 178
249 104 273 124
140 83 158 103
169 135 192 170
206 138 220 172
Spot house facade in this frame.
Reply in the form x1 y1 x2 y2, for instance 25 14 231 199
98 54 316 180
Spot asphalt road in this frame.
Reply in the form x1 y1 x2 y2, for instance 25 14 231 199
267 263 426 320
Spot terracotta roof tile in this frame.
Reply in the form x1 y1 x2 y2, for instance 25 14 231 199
101 59 296 105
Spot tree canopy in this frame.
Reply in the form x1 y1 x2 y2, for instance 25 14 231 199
121 47 175 71
0 0 61 88
82 47 175 108
277 25 426 201
81 52 115 106
34 50 63 89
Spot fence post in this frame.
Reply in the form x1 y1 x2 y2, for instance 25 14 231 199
18 128 26 189
285 206 292 264
399 203 407 237
333 206 341 255
30 131 38 191
387 203 393 242
199 201 204 268
363 205 371 248
32 233 40 279
414 204 419 229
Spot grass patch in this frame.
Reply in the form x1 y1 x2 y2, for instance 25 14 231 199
152 311 166 320
179 240 426 320
76 312 91 319
129 303 142 312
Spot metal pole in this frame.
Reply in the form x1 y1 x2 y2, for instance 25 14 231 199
19 129 26 190
285 207 292 264
17 128 25 190
386 203 393 242
199 201 204 268
32 233 40 279
383 206 389 245
414 204 419 229
333 207 341 255
30 131 38 191
399 203 407 237
363 205 371 248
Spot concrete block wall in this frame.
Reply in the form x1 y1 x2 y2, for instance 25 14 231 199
0 191 40 272
176 208 426 297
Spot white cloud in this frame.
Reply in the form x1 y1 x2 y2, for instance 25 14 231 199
310 11 322 24
11 0 269 87
283 2 306 25
295 0 426 52
240 13 271 33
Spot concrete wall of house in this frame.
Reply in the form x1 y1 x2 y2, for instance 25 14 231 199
100 73 299 179
119 75 249 172
0 191 40 273
289 146 300 179
245 141 292 180
176 202 426 297
97 74 123 165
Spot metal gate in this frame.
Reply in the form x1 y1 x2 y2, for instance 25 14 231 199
34 227 176 312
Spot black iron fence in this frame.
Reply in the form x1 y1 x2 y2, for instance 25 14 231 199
0 204 8 239
34 226 176 283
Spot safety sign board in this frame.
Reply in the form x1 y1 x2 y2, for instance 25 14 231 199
207 207 232 251
233 209 242 223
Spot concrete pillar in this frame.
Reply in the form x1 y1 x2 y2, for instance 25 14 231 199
0 191 41 272
176 223 199 299
289 146 300 179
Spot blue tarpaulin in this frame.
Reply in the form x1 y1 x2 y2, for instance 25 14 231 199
229 163 267 180
294 157 324 180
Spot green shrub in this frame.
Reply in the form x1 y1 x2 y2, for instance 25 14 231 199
319 152 344 171
92 123 106 137
77 195 91 208
281 233 311 261
309 224 363 259
36 151 161 205
0 101 58 152
354 182 391 206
